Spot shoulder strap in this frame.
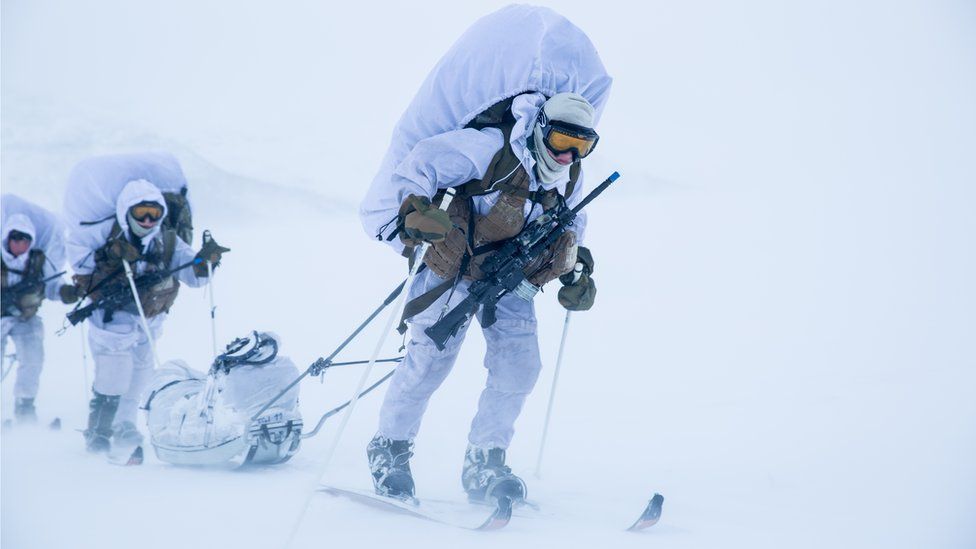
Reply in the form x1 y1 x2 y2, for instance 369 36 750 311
565 161 581 200
455 99 522 200
456 125 521 199
162 229 177 269
26 250 46 279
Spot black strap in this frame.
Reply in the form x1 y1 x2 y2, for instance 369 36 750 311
79 215 115 227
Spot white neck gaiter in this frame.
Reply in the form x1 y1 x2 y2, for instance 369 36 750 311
530 92 596 189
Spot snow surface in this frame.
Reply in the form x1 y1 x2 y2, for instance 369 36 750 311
2 1 975 548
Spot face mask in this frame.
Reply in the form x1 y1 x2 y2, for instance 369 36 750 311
127 211 155 238
532 124 571 188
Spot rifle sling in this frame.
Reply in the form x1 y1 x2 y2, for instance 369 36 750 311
399 196 486 334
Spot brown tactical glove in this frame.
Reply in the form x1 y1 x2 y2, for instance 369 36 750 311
527 231 577 286
399 195 452 246
193 234 231 277
106 238 140 262
59 284 81 304
557 246 596 311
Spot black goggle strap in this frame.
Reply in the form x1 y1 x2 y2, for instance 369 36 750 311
7 230 32 242
536 112 599 158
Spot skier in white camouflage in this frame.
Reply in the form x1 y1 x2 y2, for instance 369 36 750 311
66 179 229 457
359 5 611 503
1 195 76 423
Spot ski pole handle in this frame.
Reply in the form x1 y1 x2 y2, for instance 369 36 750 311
571 262 584 284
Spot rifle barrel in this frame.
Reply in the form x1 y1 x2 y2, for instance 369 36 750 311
571 171 619 215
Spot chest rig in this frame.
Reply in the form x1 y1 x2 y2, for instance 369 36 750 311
74 223 181 321
1 249 47 319
399 98 581 329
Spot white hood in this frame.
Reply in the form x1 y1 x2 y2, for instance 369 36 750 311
1 193 67 274
116 179 168 251
1 213 36 269
62 152 189 273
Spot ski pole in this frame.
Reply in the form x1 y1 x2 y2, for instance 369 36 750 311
535 262 584 478
80 322 90 396
0 354 15 383
300 366 399 439
122 260 162 369
248 279 412 424
284 189 456 549
204 230 219 360
319 188 455 472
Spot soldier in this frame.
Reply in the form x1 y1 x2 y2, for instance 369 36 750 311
359 5 611 503
1 195 76 422
66 179 228 456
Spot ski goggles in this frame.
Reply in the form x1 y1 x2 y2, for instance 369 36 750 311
129 202 164 222
538 114 600 160
7 230 32 242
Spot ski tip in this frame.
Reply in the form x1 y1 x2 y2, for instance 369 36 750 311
476 495 513 531
127 446 144 466
609 171 620 182
626 493 664 532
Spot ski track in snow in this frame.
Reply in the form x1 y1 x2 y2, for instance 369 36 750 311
3 2 976 548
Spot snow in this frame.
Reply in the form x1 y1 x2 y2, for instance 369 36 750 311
3 1 975 548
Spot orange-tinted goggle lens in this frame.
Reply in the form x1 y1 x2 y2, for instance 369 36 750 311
546 128 598 158
130 204 164 222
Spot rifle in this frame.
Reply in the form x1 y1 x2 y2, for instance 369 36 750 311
1 270 67 317
425 171 620 350
65 258 201 326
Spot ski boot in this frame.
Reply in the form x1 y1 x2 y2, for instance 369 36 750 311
84 392 120 453
367 435 416 501
112 421 144 447
14 398 37 423
462 445 526 504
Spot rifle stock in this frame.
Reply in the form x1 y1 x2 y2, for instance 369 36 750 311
424 294 480 350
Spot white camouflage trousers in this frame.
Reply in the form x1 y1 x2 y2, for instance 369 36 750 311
88 309 163 428
1 316 45 400
377 269 543 449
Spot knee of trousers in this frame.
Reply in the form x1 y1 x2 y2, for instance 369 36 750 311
10 319 45 367
390 337 462 399
92 352 135 396
483 322 542 394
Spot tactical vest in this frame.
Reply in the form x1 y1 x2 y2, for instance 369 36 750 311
398 99 581 327
1 249 47 319
74 223 181 320
421 102 580 284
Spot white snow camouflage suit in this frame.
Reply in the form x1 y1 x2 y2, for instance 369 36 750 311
1 199 68 403
359 5 612 450
362 94 589 449
68 180 207 430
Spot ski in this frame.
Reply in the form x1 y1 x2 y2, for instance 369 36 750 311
626 493 664 532
320 485 512 531
108 445 144 466
2 416 62 430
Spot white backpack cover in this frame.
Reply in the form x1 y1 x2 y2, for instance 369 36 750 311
367 5 613 200
1 194 67 271
62 152 191 271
